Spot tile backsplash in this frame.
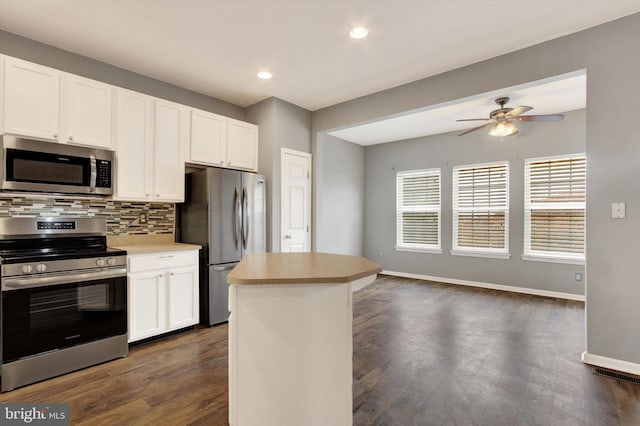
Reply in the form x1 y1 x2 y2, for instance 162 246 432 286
0 195 175 236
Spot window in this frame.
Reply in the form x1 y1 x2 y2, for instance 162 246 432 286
452 161 509 258
524 154 586 264
396 169 441 253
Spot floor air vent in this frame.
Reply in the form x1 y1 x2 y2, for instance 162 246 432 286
593 368 640 385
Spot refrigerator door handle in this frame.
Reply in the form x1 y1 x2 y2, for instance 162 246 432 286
233 186 240 250
242 186 249 250
212 264 237 272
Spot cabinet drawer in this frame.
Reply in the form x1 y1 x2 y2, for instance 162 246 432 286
128 250 198 273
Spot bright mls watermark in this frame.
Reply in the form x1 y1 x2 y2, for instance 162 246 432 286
0 404 69 425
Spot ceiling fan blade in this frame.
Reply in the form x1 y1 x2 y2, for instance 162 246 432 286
515 114 564 122
458 122 493 136
506 105 533 117
456 118 491 122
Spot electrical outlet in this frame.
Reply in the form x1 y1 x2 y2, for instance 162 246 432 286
575 272 582 281
138 213 147 224
379 251 383 257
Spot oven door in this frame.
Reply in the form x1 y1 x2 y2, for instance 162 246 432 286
2 272 127 363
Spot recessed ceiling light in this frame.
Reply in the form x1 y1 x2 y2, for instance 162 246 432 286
257 71 272 80
349 27 368 39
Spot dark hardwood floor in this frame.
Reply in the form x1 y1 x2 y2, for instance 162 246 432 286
1 275 638 425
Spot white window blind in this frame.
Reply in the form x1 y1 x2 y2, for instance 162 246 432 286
524 154 586 263
453 161 509 257
396 169 441 251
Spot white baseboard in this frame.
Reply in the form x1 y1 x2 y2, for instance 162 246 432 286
582 351 640 376
381 270 585 302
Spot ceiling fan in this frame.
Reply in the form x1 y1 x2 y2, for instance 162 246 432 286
457 97 564 137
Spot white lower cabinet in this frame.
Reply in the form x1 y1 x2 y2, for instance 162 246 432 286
128 250 199 343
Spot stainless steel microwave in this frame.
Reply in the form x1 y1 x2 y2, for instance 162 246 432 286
0 135 114 196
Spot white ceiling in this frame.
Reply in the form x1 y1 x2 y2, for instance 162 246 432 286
0 1 638 112
328 71 587 145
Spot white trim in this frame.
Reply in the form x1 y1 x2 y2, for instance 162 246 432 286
522 254 585 265
450 249 511 260
381 270 585 301
582 352 640 376
525 152 587 164
452 159 511 170
395 246 443 254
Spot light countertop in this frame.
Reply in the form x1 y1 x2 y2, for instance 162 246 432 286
107 233 201 255
227 252 381 285
110 243 201 255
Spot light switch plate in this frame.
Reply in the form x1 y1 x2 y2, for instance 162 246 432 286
611 202 626 219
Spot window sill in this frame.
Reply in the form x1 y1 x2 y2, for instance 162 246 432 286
522 254 585 265
395 246 443 255
450 249 511 260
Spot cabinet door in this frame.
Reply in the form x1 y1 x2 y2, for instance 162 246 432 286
114 89 153 201
61 74 113 149
189 109 227 167
129 271 166 342
167 265 199 330
153 100 187 202
227 118 258 171
2 57 60 141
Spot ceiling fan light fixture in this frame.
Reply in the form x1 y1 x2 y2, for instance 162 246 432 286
489 121 518 137
349 26 368 39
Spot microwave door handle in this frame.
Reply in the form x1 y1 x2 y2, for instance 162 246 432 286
89 153 97 193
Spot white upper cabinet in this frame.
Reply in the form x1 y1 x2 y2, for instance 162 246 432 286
60 74 113 149
189 108 258 172
227 118 258 171
1 56 113 149
114 88 153 201
114 89 188 203
2 56 60 141
0 55 259 198
189 109 227 167
153 99 188 202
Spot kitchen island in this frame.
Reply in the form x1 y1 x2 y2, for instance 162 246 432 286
227 252 381 426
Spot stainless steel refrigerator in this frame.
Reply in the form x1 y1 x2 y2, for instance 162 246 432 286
179 168 266 325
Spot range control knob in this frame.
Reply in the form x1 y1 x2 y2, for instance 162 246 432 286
21 265 33 274
96 259 106 267
106 257 115 266
36 263 48 272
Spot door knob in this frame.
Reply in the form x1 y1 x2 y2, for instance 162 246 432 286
284 235 292 239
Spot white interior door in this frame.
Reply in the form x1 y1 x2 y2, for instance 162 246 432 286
281 148 311 252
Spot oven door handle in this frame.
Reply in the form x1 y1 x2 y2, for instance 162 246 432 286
1 268 127 291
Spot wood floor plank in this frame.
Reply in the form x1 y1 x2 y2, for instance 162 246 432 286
0 276 638 425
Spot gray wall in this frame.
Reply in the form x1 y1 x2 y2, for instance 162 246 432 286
312 13 640 367
0 30 244 120
316 134 364 256
246 97 311 252
364 109 586 295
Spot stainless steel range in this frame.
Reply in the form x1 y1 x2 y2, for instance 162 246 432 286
0 217 128 391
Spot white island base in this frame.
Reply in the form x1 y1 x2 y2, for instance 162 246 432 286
227 253 381 426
